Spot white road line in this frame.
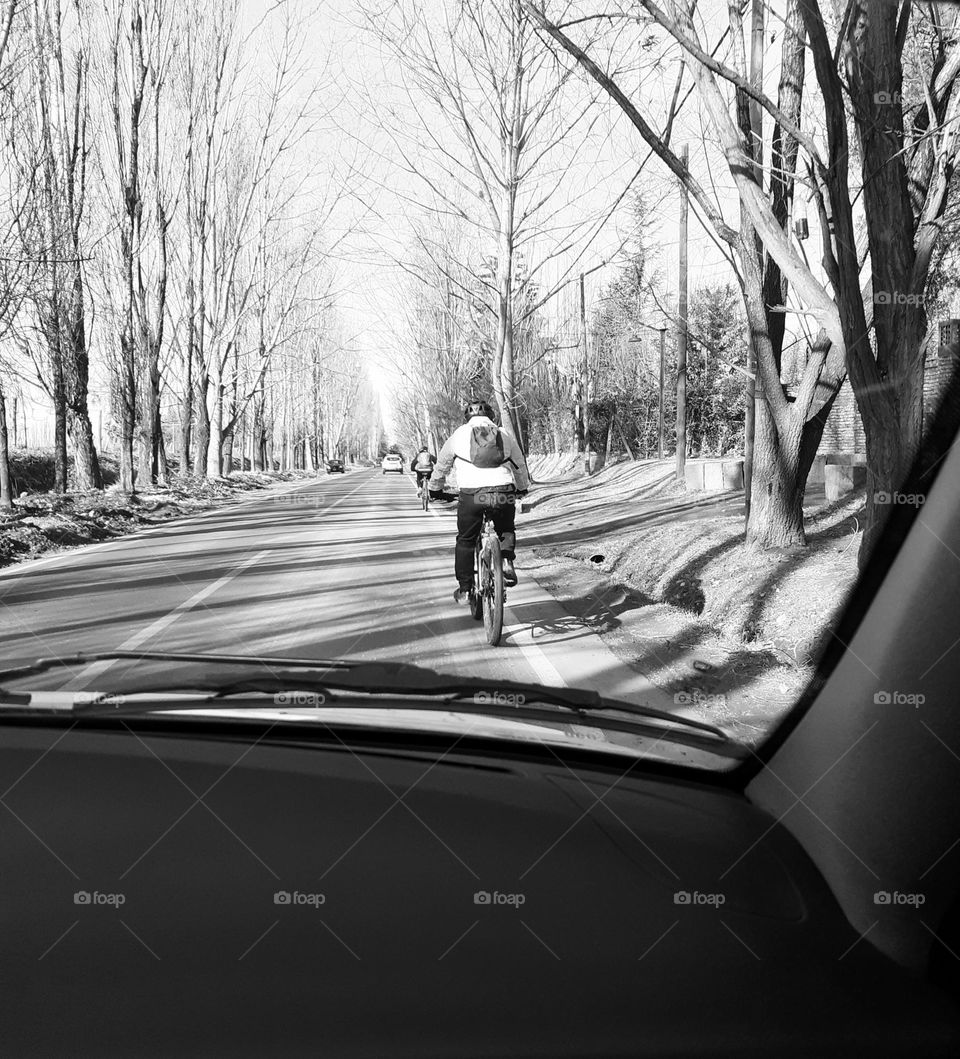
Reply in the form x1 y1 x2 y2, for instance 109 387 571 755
53 475 375 691
60 549 271 691
503 601 568 687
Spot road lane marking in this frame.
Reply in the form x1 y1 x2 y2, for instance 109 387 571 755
60 549 272 691
503 601 567 687
50 475 375 689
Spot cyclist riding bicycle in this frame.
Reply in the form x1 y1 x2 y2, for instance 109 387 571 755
429 399 530 605
411 445 437 493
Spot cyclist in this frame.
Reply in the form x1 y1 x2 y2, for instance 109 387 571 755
410 445 437 495
429 399 530 604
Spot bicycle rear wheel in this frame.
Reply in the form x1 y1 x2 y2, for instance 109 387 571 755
482 535 504 646
421 484 429 511
470 538 483 621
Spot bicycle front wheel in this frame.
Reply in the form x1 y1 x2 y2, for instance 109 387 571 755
482 534 504 646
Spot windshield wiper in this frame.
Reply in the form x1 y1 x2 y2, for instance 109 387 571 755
0 650 740 752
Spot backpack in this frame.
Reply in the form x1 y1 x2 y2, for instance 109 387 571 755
415 454 433 471
467 422 505 468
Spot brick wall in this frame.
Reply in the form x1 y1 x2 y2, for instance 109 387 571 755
817 379 864 455
815 331 953 456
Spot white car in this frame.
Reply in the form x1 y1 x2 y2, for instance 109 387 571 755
381 453 403 474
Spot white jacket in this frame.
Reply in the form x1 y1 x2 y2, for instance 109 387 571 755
431 416 530 491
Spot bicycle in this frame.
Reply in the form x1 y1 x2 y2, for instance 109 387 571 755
416 473 432 511
430 487 517 647
469 506 505 646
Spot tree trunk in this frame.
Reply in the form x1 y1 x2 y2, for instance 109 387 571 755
155 406 168 485
0 385 14 512
69 411 102 493
221 429 234 476
194 373 211 477
861 404 910 562
617 418 636 460
180 358 192 476
253 410 265 471
138 358 160 486
207 383 224 477
746 401 805 548
53 390 68 493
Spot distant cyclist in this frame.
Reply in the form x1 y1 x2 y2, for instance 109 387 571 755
411 445 437 494
429 399 530 604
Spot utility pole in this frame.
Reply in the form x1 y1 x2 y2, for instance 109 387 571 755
580 270 590 475
658 328 666 460
675 143 688 484
743 0 764 526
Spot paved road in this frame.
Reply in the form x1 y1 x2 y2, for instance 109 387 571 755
0 471 674 708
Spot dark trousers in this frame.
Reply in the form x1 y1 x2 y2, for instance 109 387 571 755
415 470 431 488
455 487 517 588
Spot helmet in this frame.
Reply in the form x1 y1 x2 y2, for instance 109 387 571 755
418 444 428 451
464 399 495 422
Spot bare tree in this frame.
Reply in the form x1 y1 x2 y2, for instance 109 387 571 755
524 2 838 548
530 1 960 557
13 0 102 492
368 0 615 441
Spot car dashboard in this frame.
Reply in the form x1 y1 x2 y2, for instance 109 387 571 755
2 718 958 1057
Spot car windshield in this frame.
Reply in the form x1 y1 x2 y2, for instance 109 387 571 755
1 0 957 773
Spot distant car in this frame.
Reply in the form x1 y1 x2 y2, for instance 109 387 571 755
325 458 344 473
381 453 403 474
